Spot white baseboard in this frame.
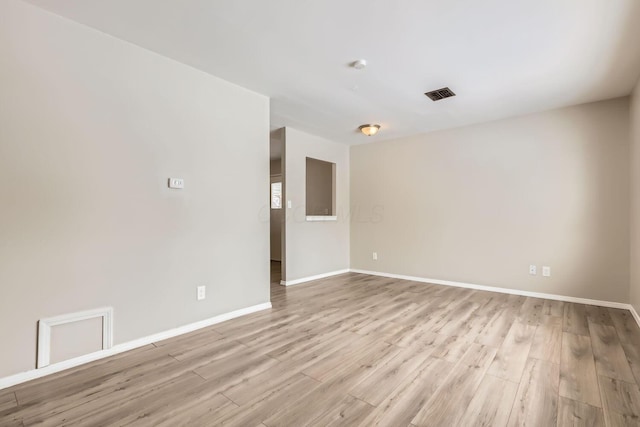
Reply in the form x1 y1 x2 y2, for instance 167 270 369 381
0 302 272 391
350 269 633 311
280 269 350 286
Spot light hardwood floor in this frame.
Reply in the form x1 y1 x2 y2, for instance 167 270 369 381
2 262 640 426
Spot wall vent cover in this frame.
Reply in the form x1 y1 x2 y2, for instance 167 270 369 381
425 87 456 101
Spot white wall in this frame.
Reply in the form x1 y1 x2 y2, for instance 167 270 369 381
631 80 640 311
284 127 349 281
351 98 630 302
0 0 270 378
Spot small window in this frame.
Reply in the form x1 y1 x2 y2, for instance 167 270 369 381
271 182 282 209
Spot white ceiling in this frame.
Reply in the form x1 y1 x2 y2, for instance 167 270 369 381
25 0 640 145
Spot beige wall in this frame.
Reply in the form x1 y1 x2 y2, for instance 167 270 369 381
0 0 269 377
284 127 349 281
631 81 640 312
351 98 630 302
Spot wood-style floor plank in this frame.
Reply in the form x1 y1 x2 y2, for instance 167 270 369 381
598 376 640 426
14 352 180 425
544 300 565 317
1 262 639 426
307 395 373 427
359 356 454 427
220 360 302 407
557 396 605 427
263 343 400 425
146 392 237 427
39 371 206 427
474 307 519 347
0 391 19 426
507 358 559 427
487 321 536 382
530 315 563 364
115 382 236 427
349 343 432 406
410 343 496 426
609 308 640 385
429 334 472 363
564 304 590 336
13 344 165 405
517 297 545 325
0 391 17 413
212 374 320 426
559 332 602 408
585 305 614 327
588 321 636 383
0 418 22 427
458 374 519 427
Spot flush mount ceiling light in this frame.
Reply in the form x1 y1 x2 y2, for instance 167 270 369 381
359 124 380 136
351 59 367 70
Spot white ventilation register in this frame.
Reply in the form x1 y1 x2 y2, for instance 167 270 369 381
37 307 113 368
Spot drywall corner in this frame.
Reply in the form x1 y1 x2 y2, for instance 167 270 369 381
283 127 350 282
630 79 640 313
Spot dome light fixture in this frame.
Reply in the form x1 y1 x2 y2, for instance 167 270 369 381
359 124 381 137
351 59 367 70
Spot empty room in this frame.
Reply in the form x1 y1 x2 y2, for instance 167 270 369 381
2 0 640 426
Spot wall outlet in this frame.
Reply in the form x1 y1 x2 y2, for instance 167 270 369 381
372 252 378 261
542 266 551 277
197 285 206 300
168 178 184 189
529 265 537 275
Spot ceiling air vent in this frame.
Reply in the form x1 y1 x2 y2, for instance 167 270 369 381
424 87 456 101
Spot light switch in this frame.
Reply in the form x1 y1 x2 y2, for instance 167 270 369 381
542 266 551 277
287 200 292 209
169 178 184 189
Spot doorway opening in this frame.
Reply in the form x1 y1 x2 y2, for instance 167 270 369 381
269 129 285 290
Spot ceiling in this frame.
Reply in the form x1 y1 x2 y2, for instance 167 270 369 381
25 0 640 145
